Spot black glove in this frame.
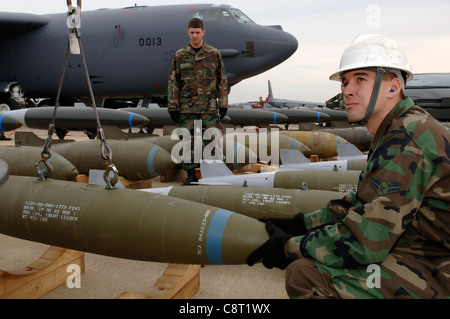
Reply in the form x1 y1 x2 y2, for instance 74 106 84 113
259 213 307 236
246 221 294 270
169 111 180 123
219 108 227 120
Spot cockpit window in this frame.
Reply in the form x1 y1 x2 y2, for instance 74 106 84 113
193 8 253 23
228 9 253 23
192 9 218 21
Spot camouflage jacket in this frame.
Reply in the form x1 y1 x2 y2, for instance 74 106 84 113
167 43 228 114
287 97 450 269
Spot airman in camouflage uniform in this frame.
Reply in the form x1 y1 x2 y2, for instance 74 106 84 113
168 18 228 185
247 34 450 299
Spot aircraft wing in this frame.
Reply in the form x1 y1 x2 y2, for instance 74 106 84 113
0 12 50 41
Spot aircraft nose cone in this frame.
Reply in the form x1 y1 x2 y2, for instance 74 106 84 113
254 26 298 63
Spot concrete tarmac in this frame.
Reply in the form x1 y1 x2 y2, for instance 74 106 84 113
0 127 287 299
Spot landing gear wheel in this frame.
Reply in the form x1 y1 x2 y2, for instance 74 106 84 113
0 103 11 112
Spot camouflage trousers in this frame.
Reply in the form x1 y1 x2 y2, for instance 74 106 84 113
285 254 450 299
176 113 224 171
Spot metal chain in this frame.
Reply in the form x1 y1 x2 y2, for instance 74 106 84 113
73 4 119 189
35 2 77 180
98 127 119 189
35 123 55 180
35 0 119 189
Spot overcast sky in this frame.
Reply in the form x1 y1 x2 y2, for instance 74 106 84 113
3 0 450 104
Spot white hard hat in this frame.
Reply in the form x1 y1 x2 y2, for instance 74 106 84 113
329 34 413 83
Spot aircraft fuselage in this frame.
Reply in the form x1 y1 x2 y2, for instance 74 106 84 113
0 4 298 104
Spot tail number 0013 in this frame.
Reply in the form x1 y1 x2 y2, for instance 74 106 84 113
139 37 162 46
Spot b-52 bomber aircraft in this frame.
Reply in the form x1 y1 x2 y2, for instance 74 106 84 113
0 4 298 110
404 73 450 122
265 80 325 109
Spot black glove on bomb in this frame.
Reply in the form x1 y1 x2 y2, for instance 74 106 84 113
246 221 294 270
259 213 307 236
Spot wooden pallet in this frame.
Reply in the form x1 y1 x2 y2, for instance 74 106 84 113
0 246 85 299
117 264 201 299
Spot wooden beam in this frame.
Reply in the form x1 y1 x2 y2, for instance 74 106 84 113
0 247 85 299
117 264 201 299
